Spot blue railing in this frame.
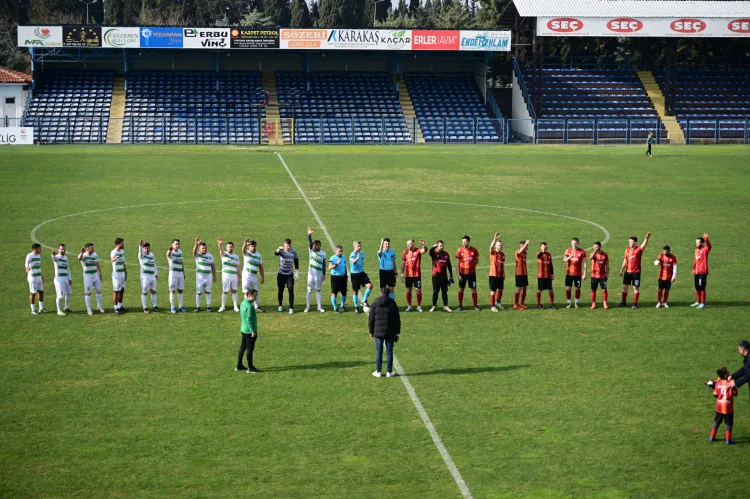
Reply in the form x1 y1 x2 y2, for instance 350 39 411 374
512 57 536 120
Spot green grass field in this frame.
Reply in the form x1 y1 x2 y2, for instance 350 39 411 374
1 144 749 498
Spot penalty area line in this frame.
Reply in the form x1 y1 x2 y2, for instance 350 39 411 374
275 152 473 499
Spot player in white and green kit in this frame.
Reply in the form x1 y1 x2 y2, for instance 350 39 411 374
110 238 127 314
193 236 216 312
138 240 159 314
78 243 105 315
167 239 186 313
217 237 241 313
51 244 73 315
242 238 265 312
305 226 327 313
25 243 46 315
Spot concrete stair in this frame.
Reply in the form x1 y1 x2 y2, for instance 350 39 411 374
106 77 126 144
637 71 685 143
262 71 281 144
399 78 424 144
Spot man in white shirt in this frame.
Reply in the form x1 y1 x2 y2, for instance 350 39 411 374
138 240 159 313
25 243 46 315
51 244 73 316
110 238 127 314
193 236 216 312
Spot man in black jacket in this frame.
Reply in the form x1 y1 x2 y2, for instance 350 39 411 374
368 287 401 378
729 340 750 392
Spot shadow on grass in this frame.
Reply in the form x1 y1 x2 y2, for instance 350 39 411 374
265 360 370 372
407 364 530 376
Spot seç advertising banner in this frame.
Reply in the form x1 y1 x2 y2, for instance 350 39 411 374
0 127 34 145
102 27 140 48
538 17 750 37
230 28 279 49
17 26 63 47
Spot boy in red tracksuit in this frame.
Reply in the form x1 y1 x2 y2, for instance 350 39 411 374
706 367 738 445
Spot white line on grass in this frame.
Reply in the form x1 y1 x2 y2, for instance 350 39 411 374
275 152 474 499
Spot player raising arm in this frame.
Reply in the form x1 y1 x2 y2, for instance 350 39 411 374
536 242 556 310
217 238 241 313
138 240 159 313
489 233 506 312
692 233 711 309
241 238 264 312
589 242 609 309
25 243 46 315
110 238 127 314
514 240 530 310
78 243 104 316
618 232 651 309
167 239 186 313
274 238 299 314
305 227 327 313
401 239 426 313
193 236 216 313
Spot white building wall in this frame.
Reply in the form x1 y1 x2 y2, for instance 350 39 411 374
0 83 28 125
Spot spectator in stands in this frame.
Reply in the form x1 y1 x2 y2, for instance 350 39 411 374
368 287 401 378
263 90 269 107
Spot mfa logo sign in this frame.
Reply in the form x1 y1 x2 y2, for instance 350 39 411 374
102 27 140 48
183 28 229 48
18 26 62 47
459 30 511 51
140 27 183 48
0 127 33 145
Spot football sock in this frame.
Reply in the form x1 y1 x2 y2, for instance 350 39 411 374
64 295 70 308
56 297 63 312
117 301 122 309
496 291 502 303
575 289 580 300
514 292 519 306
170 293 175 308
39 301 45 310
726 430 732 441
306 290 312 308
85 295 91 312
389 292 394 300
566 289 571 301
96 294 102 308
549 291 555 304
602 290 608 302
341 295 347 307
141 295 148 308
232 292 238 307
196 294 201 308
316 291 322 308
363 287 371 302
536 291 542 306
701 290 707 304
417 293 422 306
591 291 596 302
621 291 627 304
331 296 337 309
657 290 663 303
178 293 184 308
151 294 158 307
633 292 639 305
353 295 359 308
490 293 496 306
206 294 212 307
222 293 227 307
521 290 526 305
458 290 464 306
710 428 717 439
406 290 412 306
696 291 701 303
663 290 670 303
472 293 477 307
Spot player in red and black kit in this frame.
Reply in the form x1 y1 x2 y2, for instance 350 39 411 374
563 237 587 308
536 242 556 309
618 232 651 309
706 367 737 445
489 232 505 312
514 240 530 310
589 242 609 309
429 240 453 312
456 235 480 311
654 245 677 308
401 238 426 313
692 233 711 309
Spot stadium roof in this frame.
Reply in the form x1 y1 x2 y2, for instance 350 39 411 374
508 0 750 18
0 67 31 84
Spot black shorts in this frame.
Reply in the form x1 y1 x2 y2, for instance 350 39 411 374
489 276 504 292
515 275 528 288
565 275 582 289
277 273 294 290
379 269 397 289
695 274 707 291
537 278 553 291
623 272 641 287
713 412 734 429
350 272 371 292
458 273 477 290
590 278 608 291
331 275 348 295
405 276 422 290
658 279 672 291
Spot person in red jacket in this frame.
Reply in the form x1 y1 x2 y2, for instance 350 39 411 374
706 366 737 445
692 233 711 309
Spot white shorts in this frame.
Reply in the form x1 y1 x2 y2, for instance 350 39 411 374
141 276 157 294
222 275 238 293
307 273 323 291
196 278 212 294
28 276 44 293
112 273 126 292
84 276 102 294
242 273 259 293
169 273 184 292
54 278 72 298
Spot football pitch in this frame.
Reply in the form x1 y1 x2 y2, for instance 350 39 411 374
2 144 750 498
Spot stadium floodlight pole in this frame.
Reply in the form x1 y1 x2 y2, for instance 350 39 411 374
78 0 98 24
373 0 387 25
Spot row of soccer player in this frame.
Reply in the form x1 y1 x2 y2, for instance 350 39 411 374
24 229 712 315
